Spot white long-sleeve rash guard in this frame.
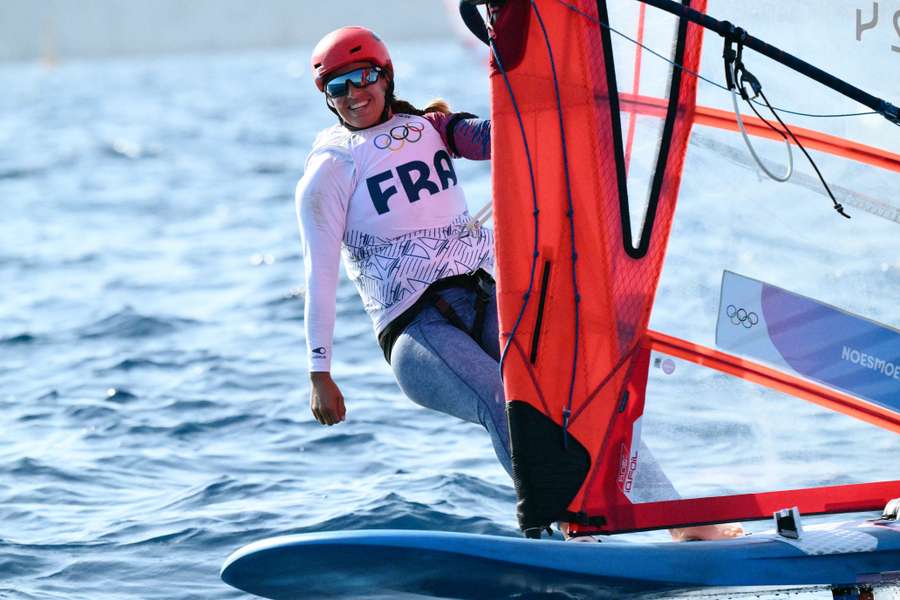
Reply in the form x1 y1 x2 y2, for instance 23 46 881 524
296 113 493 372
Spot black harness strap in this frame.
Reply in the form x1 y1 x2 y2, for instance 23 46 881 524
433 269 493 345
471 269 492 344
433 296 471 333
378 270 495 363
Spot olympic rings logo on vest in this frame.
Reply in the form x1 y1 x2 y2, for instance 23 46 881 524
374 123 425 152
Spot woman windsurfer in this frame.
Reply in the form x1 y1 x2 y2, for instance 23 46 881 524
296 26 510 476
296 25 741 543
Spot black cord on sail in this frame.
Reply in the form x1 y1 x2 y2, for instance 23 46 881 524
722 30 851 219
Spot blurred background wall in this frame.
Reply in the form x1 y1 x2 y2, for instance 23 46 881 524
0 0 457 62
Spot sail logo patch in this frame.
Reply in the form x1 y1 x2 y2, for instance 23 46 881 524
311 347 327 360
616 442 639 494
726 304 759 328
841 345 900 380
366 150 458 215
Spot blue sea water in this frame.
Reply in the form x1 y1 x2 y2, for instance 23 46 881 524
1 41 898 600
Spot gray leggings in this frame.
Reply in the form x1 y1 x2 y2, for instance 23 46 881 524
391 285 512 476
390 285 678 501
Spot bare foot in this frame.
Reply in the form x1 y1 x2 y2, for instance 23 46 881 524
669 523 745 542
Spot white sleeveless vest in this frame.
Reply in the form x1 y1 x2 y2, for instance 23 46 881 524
299 113 494 370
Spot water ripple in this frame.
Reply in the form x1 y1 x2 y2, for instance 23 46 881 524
0 332 38 344
76 308 197 339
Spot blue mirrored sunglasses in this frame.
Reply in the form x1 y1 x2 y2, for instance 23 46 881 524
324 66 383 98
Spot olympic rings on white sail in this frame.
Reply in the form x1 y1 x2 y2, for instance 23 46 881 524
726 304 759 328
373 123 425 152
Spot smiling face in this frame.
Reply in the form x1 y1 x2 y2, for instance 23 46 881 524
325 62 392 130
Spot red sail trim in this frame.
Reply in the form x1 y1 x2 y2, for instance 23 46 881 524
646 330 900 434
491 0 708 535
620 92 900 172
599 480 900 533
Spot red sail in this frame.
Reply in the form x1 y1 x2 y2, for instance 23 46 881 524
489 0 900 535
490 0 706 534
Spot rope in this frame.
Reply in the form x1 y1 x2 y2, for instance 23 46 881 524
729 60 794 182
466 201 493 233
723 34 851 218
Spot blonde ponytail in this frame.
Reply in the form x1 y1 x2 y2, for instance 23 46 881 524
390 96 452 116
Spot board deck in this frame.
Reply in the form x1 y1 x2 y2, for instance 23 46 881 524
221 519 900 599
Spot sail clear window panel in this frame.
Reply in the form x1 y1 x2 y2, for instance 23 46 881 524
607 1 680 99
640 112 899 504
619 113 663 240
632 351 899 503
606 1 681 245
650 124 899 351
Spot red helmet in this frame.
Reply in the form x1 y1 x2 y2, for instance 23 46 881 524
310 26 393 92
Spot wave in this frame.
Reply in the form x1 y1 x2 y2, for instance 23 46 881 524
76 307 197 340
315 492 516 537
0 332 38 345
5 458 83 483
0 165 47 180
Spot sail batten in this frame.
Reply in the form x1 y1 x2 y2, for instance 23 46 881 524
618 94 900 172
646 330 900 435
